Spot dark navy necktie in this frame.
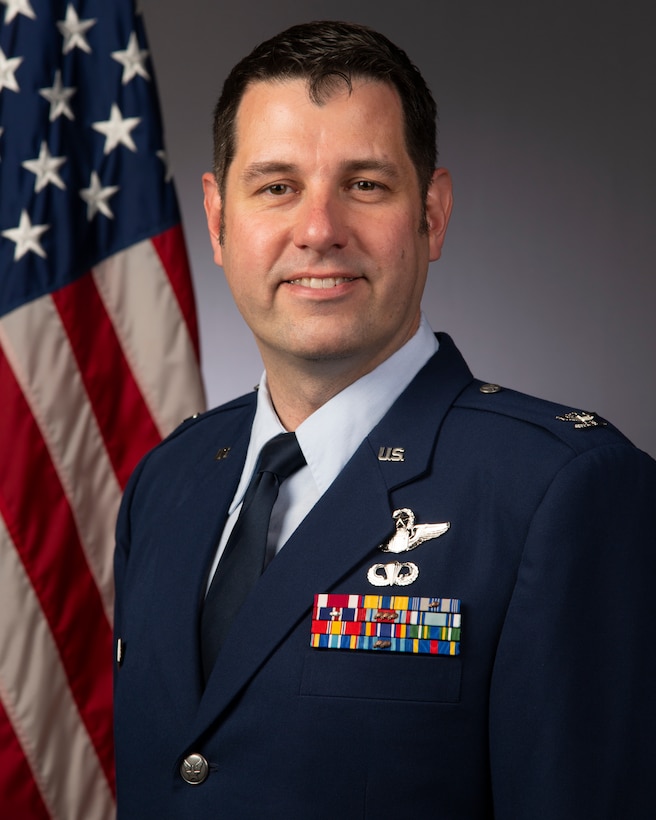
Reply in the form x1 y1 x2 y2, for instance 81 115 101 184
201 432 305 683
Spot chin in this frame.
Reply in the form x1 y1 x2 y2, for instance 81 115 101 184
292 341 355 363
263 322 382 367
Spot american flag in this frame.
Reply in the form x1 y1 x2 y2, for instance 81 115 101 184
0 1 206 817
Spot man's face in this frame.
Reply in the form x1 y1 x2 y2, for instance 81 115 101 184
203 78 452 380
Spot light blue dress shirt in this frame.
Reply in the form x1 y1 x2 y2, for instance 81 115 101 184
205 315 438 586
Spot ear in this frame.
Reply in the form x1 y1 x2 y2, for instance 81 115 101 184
425 168 453 262
202 172 224 266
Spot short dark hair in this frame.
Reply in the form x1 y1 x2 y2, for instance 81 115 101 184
211 20 438 201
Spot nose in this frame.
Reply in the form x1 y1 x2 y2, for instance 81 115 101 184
292 190 348 254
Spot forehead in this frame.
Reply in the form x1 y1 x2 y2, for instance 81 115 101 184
231 77 408 162
238 75 404 114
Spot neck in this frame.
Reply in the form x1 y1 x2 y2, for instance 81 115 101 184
258 315 423 429
262 355 377 431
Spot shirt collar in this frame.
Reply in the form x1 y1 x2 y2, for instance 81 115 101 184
230 314 438 511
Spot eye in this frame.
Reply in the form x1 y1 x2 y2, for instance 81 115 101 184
263 183 294 196
352 180 379 192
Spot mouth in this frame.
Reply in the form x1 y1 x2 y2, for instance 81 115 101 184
286 276 356 289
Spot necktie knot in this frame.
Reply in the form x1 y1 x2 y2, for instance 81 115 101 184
256 432 306 481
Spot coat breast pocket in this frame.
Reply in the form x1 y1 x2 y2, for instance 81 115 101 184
299 649 462 703
303 592 462 702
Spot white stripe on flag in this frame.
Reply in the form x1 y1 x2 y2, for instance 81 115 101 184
0 517 115 820
93 239 206 438
0 300 121 619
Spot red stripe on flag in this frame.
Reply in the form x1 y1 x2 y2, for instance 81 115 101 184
0 697 50 820
53 274 162 488
151 225 201 360
0 350 115 793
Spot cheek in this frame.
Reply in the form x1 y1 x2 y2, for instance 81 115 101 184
232 218 284 272
221 248 272 318
221 247 251 300
370 213 422 258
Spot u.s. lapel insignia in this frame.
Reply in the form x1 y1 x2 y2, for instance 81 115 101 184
367 508 450 587
377 446 405 462
555 411 608 429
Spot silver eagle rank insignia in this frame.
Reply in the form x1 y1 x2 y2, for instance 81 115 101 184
555 410 608 429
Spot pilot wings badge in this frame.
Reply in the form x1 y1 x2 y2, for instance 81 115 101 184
367 508 450 587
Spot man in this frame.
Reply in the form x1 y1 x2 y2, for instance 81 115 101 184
113 20 656 818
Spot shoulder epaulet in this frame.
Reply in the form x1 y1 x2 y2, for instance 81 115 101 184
454 379 630 454
163 390 257 442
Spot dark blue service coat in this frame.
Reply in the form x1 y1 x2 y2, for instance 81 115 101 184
113 334 656 818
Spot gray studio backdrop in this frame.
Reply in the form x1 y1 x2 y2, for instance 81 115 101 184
139 0 656 458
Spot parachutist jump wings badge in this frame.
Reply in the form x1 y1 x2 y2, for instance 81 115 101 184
367 508 450 587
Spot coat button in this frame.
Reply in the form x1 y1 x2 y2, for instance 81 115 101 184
479 383 502 394
180 753 209 785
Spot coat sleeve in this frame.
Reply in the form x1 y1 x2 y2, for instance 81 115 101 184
489 442 656 819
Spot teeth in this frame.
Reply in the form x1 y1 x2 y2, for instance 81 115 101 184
289 277 354 288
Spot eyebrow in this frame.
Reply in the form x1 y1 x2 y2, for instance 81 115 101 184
240 162 298 184
240 158 401 184
341 159 400 179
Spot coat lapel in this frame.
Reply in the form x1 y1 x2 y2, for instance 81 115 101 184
147 400 256 720
186 334 474 743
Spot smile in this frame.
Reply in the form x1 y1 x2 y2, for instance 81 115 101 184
287 277 355 289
